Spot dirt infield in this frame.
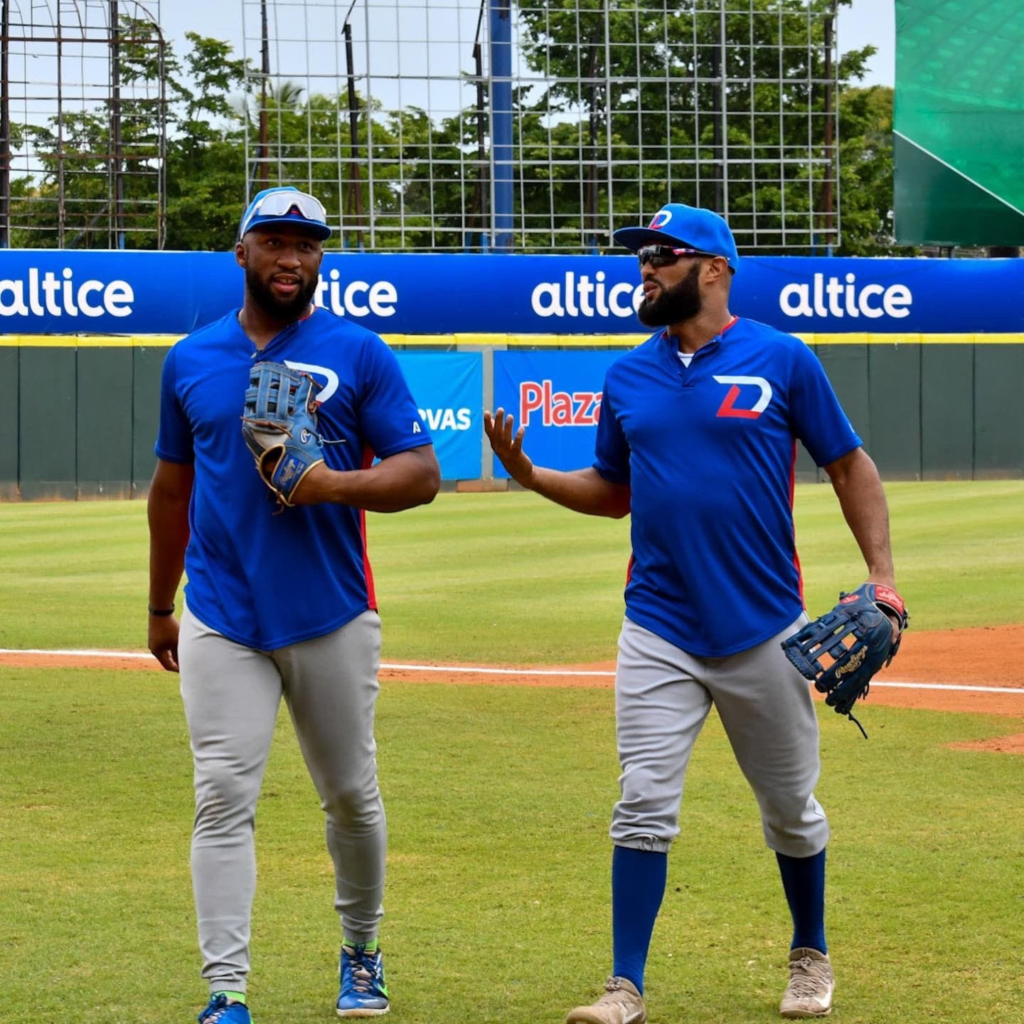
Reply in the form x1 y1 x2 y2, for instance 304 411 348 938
2 624 1022 745
382 625 1024 744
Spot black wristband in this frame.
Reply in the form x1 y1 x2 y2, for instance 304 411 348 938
148 605 175 617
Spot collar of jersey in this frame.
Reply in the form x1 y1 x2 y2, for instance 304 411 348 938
235 305 316 360
658 315 739 368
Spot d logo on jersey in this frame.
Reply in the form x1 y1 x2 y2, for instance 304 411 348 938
648 209 672 230
713 375 773 419
284 360 339 403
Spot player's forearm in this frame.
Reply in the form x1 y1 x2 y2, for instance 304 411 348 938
297 446 441 512
483 408 627 515
525 465 631 518
147 491 191 607
826 448 895 586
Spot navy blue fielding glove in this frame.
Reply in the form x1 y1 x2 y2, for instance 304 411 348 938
241 361 325 509
782 583 908 737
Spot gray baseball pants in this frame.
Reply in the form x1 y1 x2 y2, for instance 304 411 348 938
611 615 829 858
178 606 386 995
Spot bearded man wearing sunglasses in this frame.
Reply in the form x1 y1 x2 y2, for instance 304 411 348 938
486 203 901 1024
148 186 440 1023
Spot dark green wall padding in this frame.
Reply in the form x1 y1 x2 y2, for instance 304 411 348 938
0 341 1021 499
0 348 18 500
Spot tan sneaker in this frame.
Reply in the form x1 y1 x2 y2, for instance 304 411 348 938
780 947 834 1017
565 976 647 1024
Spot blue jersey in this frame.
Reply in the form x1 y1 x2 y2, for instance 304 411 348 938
156 307 431 650
593 317 860 658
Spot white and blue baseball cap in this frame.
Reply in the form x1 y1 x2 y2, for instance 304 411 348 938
613 203 739 270
238 185 332 241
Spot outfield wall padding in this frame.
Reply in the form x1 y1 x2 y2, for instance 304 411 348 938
920 345 974 481
0 347 18 499
132 345 165 498
20 346 77 501
974 345 1024 478
870 345 922 478
77 348 134 499
0 335 1021 499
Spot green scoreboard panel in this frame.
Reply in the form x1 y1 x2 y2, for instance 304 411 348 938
894 0 1024 246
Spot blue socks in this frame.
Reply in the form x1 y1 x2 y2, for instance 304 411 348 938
776 848 827 954
608 845 826 992
611 845 668 994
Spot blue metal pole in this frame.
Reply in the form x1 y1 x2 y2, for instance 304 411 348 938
489 0 513 251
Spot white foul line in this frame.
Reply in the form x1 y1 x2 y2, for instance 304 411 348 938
869 681 1022 695
0 648 1022 695
0 648 154 660
380 662 616 678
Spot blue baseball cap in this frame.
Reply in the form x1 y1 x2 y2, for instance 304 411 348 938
613 203 738 270
238 186 332 242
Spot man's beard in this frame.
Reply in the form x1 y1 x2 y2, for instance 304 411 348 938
637 261 702 327
246 265 318 320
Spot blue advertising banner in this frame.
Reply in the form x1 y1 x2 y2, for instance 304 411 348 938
0 250 1021 336
492 351 621 476
395 352 481 480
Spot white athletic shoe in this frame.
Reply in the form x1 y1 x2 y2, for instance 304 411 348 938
779 947 834 1018
565 976 647 1024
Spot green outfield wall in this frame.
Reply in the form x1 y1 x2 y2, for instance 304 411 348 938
1 333 1022 500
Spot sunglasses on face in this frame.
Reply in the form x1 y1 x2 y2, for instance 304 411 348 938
240 190 327 237
637 244 725 268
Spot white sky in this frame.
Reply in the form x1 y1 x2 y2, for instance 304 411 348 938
836 0 895 87
156 0 897 90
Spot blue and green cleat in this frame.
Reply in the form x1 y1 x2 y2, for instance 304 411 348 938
197 993 251 1024
337 943 389 1017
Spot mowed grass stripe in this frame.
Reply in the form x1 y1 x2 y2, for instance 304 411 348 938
0 668 1022 1023
1 483 1022 1022
0 482 1021 660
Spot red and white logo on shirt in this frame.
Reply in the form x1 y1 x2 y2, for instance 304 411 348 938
713 375 773 419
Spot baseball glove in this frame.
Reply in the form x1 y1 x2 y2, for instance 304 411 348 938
782 583 908 737
241 361 324 509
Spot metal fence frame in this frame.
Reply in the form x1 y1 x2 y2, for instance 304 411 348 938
242 0 840 254
0 0 167 249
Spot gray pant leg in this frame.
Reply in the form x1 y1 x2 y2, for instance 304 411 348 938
610 616 829 858
273 610 386 943
179 607 283 994
611 617 714 852
704 615 830 858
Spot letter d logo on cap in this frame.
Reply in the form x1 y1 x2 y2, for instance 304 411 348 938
648 209 672 230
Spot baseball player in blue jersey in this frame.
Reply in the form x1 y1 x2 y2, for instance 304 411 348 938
485 203 903 1023
148 187 440 1023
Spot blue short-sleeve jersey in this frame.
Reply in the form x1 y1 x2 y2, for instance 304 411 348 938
156 307 431 650
593 317 861 658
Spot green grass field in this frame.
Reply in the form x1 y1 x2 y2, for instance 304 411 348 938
1 482 1023 1024
1 480 1022 658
